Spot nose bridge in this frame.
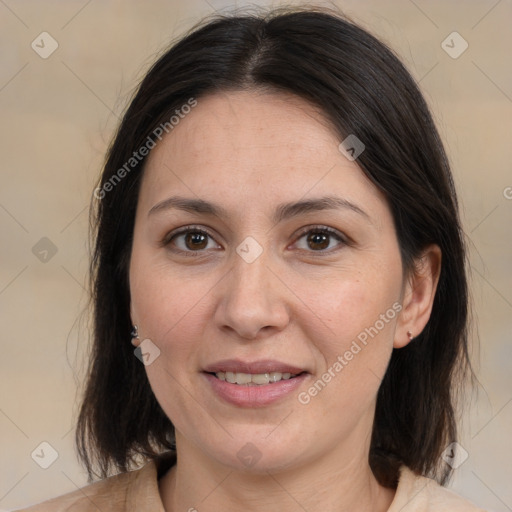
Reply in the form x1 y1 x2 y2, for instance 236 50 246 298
215 236 289 338
230 239 273 307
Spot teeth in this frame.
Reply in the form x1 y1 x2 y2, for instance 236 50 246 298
235 373 252 385
251 373 270 385
215 371 297 385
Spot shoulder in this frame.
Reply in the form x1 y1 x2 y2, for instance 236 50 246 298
14 469 142 512
388 465 487 512
14 452 176 512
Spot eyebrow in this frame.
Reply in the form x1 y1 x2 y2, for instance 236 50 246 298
148 195 372 224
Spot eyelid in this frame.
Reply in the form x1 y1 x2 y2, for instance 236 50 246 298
293 224 347 241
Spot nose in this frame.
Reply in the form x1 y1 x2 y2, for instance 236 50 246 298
214 247 290 340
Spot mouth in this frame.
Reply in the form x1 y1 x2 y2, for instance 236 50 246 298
202 359 309 407
206 370 307 386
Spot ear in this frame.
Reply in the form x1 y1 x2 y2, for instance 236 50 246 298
129 303 141 347
394 244 442 349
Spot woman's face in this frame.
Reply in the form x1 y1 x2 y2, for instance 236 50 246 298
129 90 409 472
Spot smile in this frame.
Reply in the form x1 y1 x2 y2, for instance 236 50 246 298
212 371 301 385
203 371 309 407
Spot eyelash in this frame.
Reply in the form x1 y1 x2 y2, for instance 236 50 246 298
162 224 348 257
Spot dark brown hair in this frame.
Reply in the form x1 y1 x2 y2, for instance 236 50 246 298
77 6 474 488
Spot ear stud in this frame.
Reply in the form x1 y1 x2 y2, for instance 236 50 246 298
131 325 140 346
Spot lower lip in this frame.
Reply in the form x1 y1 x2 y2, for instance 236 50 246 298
203 372 309 408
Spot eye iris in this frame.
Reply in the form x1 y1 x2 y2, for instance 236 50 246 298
185 232 208 250
307 231 329 250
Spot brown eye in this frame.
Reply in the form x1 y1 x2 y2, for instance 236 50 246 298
307 231 330 250
164 227 220 254
294 227 346 253
184 231 208 250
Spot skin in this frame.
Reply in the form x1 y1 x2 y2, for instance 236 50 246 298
129 90 441 511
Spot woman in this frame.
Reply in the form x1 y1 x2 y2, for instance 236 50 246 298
17 6 485 511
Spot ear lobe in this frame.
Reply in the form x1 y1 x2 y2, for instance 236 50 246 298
394 244 442 349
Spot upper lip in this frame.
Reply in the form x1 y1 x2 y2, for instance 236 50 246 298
203 359 307 375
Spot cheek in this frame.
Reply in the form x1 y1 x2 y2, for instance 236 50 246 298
296 262 400 401
331 282 398 341
130 247 215 343
298 262 400 342
129 258 213 422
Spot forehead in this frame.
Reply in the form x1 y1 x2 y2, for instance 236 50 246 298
140 90 384 219
148 90 339 168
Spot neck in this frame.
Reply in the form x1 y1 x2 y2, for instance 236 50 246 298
159 434 396 512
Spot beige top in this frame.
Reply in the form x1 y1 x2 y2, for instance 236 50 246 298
16 453 486 511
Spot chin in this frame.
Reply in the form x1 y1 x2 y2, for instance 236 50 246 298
202 436 307 475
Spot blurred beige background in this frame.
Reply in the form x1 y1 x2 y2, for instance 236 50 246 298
1 0 511 510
